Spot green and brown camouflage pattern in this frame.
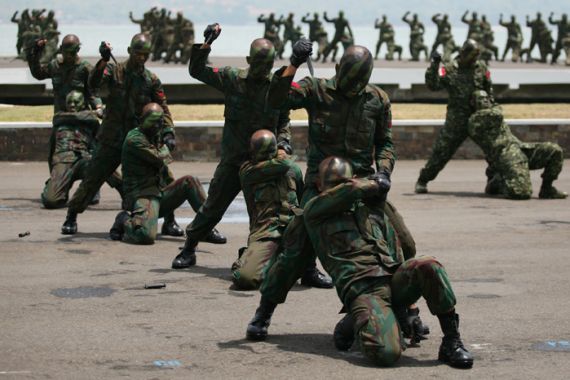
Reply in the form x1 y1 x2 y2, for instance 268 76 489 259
402 14 429 61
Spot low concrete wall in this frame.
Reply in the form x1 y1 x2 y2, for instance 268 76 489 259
1 120 569 161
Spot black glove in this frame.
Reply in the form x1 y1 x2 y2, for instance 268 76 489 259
430 50 442 65
32 39 46 55
394 306 429 346
290 38 313 68
99 41 112 62
204 23 221 45
277 140 293 155
162 133 176 152
368 172 391 194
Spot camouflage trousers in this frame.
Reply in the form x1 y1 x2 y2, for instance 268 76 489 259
418 111 471 183
42 157 122 209
231 237 282 290
123 175 207 245
260 193 416 304
67 144 124 214
409 40 428 61
185 162 241 242
489 141 564 199
351 256 456 366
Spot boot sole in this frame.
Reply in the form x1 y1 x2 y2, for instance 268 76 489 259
246 330 268 341
438 354 474 369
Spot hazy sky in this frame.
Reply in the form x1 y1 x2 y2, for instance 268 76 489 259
3 0 569 25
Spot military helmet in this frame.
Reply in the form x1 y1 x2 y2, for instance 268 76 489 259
250 129 277 162
60 34 81 53
336 45 373 98
318 156 353 191
247 38 275 79
65 90 85 112
458 39 481 66
140 103 164 134
130 33 152 54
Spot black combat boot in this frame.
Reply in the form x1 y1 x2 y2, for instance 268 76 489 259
61 210 78 235
408 307 430 337
333 313 355 351
161 215 184 236
300 263 333 289
437 312 474 368
171 239 197 269
246 297 277 341
539 179 568 199
89 190 101 205
109 211 129 241
199 228 227 244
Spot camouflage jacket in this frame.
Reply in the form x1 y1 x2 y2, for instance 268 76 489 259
304 178 404 305
189 45 291 166
468 106 521 161
240 157 303 241
121 128 172 204
27 54 102 112
90 59 174 149
51 110 100 164
425 59 494 115
269 68 395 188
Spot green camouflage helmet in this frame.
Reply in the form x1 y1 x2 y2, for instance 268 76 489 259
129 33 152 54
458 39 480 67
318 156 353 191
246 38 276 79
65 90 85 112
60 34 81 54
140 103 164 135
250 129 277 162
336 45 374 98
472 90 492 110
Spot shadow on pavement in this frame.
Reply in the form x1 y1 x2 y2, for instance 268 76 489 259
403 191 489 198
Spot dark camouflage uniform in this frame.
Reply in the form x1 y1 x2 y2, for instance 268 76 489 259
185 45 291 243
67 59 174 215
469 106 564 199
121 128 206 244
305 178 456 366
232 157 303 289
402 15 428 61
259 70 417 304
418 59 493 184
500 17 524 62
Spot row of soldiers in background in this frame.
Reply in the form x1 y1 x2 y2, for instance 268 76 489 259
129 7 195 64
258 11 354 63
11 9 60 64
378 11 570 64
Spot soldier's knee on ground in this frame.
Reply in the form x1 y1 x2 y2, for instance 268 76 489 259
232 269 261 290
41 194 67 209
125 227 156 245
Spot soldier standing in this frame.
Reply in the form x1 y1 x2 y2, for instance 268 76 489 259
402 12 429 61
232 130 304 290
469 91 567 199
480 15 499 61
374 15 390 60
61 34 181 236
415 40 494 194
500 14 524 62
279 13 297 59
11 10 30 56
462 11 483 43
301 13 328 61
322 11 354 63
549 13 569 64
431 13 457 60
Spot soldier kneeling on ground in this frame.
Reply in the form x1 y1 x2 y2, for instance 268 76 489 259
109 103 225 245
469 90 567 200
231 130 304 290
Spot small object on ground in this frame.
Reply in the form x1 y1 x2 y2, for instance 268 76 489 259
144 283 166 289
18 231 30 238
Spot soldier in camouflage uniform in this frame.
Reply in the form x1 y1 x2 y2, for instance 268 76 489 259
42 91 103 208
295 157 473 368
258 13 283 56
322 11 354 63
172 24 329 287
462 11 483 43
415 40 494 194
301 13 328 61
11 10 30 56
500 14 524 62
402 12 429 61
61 34 182 237
246 43 425 341
431 13 457 60
109 103 222 244
232 130 304 290
480 15 499 62
278 13 297 60
374 15 402 61
469 91 567 199
549 13 569 64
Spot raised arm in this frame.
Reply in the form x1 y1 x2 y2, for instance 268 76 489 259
402 11 411 24
461 11 470 24
11 11 19 23
425 53 447 91
188 23 227 92
26 40 51 80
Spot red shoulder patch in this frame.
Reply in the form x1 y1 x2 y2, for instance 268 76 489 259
388 121 392 129
157 90 165 99
485 70 491 80
213 67 219 73
291 81 301 89
104 68 109 76
439 67 446 77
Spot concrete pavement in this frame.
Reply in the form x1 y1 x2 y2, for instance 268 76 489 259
0 160 569 379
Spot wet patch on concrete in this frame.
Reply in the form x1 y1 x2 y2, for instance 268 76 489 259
228 290 254 297
539 220 570 226
66 249 92 255
455 278 504 283
532 340 570 352
51 286 116 299
91 270 136 277
467 293 501 299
